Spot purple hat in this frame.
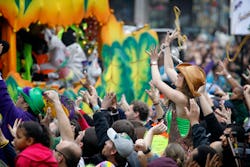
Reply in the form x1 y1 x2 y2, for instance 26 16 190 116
147 157 178 167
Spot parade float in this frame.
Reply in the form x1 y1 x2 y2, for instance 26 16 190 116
0 0 158 104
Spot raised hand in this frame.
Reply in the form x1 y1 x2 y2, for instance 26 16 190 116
205 153 222 167
242 65 250 84
146 80 160 105
243 84 250 97
184 99 200 126
101 92 117 109
43 90 60 103
8 118 22 138
39 107 52 127
150 121 167 135
118 94 130 112
145 45 160 64
134 139 147 152
79 90 90 105
216 60 229 76
164 29 180 45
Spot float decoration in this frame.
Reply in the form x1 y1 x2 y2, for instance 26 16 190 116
1 0 158 103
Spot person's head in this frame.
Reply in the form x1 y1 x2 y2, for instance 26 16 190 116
54 140 82 167
17 87 45 115
189 145 218 167
75 127 99 158
125 100 149 122
220 124 246 143
0 40 9 56
130 120 147 139
210 141 223 159
111 119 137 142
230 86 244 100
163 143 185 167
176 63 206 98
102 128 133 165
14 121 51 151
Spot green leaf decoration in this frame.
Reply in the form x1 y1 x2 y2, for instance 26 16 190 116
63 88 78 100
5 76 19 102
15 0 20 10
97 32 158 103
24 0 32 14
84 0 89 12
23 43 33 81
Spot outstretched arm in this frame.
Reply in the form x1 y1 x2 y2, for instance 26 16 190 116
216 60 241 89
146 46 186 104
163 29 180 83
243 84 250 111
43 90 74 141
146 81 164 119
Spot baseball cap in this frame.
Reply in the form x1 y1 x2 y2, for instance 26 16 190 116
107 128 133 158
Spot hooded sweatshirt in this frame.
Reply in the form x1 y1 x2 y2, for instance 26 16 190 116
15 143 58 167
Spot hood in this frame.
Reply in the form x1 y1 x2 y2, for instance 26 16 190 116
18 143 57 163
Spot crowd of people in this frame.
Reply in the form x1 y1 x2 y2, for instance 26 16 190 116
0 26 250 167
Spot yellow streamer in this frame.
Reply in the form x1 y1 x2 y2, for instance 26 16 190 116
173 6 187 47
226 35 250 62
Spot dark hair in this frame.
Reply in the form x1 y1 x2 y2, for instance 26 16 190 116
227 124 246 143
112 120 137 142
18 121 51 148
114 152 130 167
193 145 217 167
81 127 99 157
129 120 146 139
131 100 149 121
180 79 194 98
70 119 82 139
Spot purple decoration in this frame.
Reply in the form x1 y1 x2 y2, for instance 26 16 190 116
22 87 32 96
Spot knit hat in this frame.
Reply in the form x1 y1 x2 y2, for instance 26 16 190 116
176 63 206 97
148 157 178 167
0 40 9 56
107 128 133 158
17 87 45 115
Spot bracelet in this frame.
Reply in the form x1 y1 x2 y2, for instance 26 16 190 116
226 74 232 79
92 105 100 112
150 62 158 66
143 147 151 154
153 102 159 106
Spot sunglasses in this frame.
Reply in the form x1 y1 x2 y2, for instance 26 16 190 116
55 148 69 163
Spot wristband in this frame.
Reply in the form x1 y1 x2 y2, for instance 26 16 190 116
153 102 159 106
226 74 232 79
150 62 158 66
143 147 151 154
92 105 100 112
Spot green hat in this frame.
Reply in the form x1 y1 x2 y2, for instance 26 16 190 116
17 87 45 115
